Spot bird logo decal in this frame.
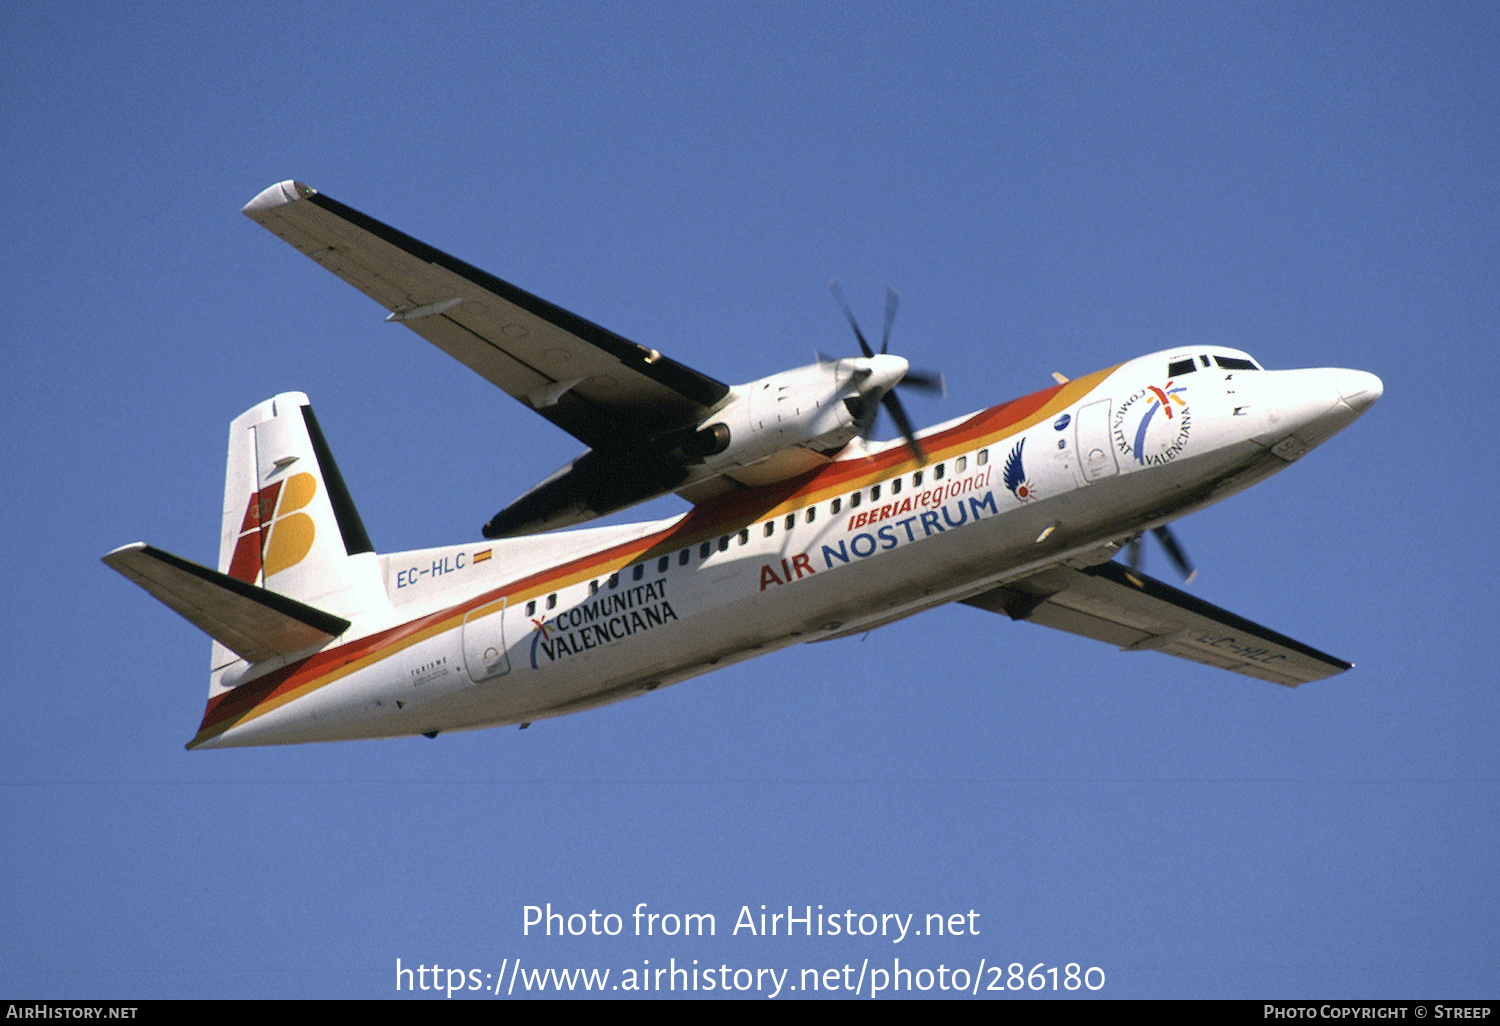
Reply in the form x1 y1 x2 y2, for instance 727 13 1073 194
1003 438 1034 501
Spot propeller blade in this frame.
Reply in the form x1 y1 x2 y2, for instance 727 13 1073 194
899 368 946 396
828 280 942 464
829 279 875 359
880 391 925 464
1152 526 1197 584
1121 527 1197 584
881 285 899 355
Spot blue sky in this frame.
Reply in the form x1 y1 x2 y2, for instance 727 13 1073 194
4 1 1496 999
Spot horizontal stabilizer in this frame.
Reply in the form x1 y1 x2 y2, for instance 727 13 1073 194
102 543 350 664
963 559 1351 686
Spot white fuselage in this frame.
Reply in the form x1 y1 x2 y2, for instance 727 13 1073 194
190 348 1380 747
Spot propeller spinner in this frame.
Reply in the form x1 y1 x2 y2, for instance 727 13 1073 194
828 281 945 463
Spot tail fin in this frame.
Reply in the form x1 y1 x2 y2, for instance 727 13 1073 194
105 394 387 701
218 392 384 621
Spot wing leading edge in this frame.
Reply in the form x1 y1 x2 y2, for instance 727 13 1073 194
963 560 1351 686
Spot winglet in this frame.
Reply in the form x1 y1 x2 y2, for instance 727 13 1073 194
242 180 315 216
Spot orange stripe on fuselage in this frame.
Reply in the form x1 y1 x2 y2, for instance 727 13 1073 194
190 368 1115 745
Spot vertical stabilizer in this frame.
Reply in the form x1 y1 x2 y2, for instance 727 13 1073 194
215 394 385 676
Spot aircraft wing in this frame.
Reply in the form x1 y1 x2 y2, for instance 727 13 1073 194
241 181 731 453
963 559 1351 686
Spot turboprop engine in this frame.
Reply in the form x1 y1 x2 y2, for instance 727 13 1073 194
481 286 942 539
673 354 909 469
482 354 931 538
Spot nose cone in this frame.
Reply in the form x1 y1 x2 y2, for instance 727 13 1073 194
1257 366 1382 458
1337 369 1383 415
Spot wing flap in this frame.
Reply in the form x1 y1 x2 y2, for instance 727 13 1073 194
102 543 350 665
402 312 553 399
963 560 1351 686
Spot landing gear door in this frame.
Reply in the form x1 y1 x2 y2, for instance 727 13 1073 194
1075 399 1119 482
463 598 511 683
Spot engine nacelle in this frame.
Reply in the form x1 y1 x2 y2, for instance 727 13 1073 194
695 361 863 472
486 354 912 537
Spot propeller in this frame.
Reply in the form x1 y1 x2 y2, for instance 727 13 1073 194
1126 526 1198 584
828 280 945 463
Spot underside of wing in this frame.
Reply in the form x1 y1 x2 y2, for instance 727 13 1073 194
242 181 730 452
963 560 1351 686
102 543 350 665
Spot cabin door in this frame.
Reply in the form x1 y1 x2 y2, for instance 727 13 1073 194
462 598 512 683
1075 399 1119 482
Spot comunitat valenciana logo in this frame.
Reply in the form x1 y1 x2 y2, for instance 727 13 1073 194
1112 381 1190 466
226 472 318 582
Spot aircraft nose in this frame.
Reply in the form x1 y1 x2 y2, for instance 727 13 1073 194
1337 369 1383 415
1254 366 1381 458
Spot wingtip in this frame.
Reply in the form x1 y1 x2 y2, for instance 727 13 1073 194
242 179 315 218
101 541 148 565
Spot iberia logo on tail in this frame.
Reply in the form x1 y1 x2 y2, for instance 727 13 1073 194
227 472 318 582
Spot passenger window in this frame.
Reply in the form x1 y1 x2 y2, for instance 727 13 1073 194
525 599 536 617
912 470 923 486
871 484 881 500
764 521 775 538
892 477 902 494
955 455 967 473
718 535 730 552
547 593 557 610
589 580 599 595
934 463 945 480
608 572 619 589
699 542 712 559
806 507 816 524
678 548 691 566
657 556 669 573
738 528 749 545
977 449 988 466
633 563 644 581
850 491 861 508
830 497 842 514
785 514 795 531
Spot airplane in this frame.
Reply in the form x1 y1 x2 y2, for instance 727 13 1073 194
102 180 1383 749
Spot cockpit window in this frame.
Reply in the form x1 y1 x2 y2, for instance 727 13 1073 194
1168 358 1196 376
1213 356 1260 370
